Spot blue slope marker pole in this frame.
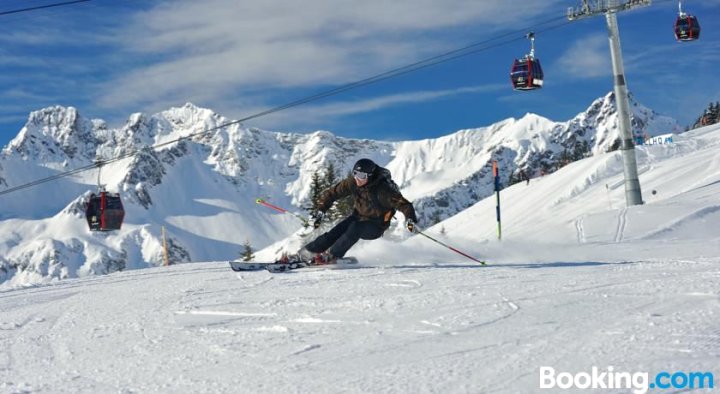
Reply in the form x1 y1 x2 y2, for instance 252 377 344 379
493 161 501 240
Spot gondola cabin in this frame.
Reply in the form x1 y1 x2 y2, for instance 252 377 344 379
674 14 700 41
86 191 125 231
510 57 544 91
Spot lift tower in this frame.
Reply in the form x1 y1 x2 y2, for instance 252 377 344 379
568 0 650 206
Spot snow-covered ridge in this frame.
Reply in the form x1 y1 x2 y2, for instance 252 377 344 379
0 93 681 286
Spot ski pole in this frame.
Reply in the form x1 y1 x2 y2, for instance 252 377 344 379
415 229 486 265
255 198 310 227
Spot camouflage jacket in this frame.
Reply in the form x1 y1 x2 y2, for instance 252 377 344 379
316 167 417 227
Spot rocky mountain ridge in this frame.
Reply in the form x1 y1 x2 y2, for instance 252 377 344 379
0 92 681 286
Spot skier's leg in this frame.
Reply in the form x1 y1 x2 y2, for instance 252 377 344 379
304 216 355 253
328 221 385 258
358 222 385 241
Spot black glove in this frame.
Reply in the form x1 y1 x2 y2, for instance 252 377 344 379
406 219 416 233
312 211 325 228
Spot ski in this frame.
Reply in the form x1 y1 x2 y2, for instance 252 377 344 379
229 257 359 273
263 260 312 273
264 257 359 273
229 261 273 272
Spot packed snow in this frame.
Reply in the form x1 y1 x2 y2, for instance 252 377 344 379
0 122 718 393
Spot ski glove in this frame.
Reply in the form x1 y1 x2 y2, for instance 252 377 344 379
312 211 324 228
406 219 416 233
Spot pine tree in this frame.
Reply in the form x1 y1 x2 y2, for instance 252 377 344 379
323 163 340 220
573 143 583 161
704 104 714 125
307 170 324 215
573 140 590 160
540 160 553 175
324 162 337 188
304 162 357 225
711 102 720 124
508 171 518 186
693 101 720 129
431 210 442 225
321 163 355 221
241 240 254 261
333 170 355 219
560 148 570 167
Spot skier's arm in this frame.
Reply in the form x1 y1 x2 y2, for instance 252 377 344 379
379 186 418 223
316 177 354 212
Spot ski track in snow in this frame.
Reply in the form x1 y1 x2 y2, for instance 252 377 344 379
614 207 628 243
575 215 586 244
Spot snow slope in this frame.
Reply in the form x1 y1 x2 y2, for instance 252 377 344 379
0 124 717 393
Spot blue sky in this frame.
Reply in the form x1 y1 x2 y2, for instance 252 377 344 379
0 0 718 147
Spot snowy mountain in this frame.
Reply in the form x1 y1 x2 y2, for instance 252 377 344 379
0 93 680 286
0 121 717 393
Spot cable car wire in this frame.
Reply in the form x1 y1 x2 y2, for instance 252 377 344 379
0 0 683 197
0 0 92 17
0 17 575 197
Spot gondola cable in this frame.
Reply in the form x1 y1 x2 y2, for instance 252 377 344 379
0 16 573 198
0 0 92 17
0 0 692 199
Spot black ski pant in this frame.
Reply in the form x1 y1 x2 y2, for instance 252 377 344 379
304 215 385 258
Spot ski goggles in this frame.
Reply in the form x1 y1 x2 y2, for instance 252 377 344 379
353 170 369 180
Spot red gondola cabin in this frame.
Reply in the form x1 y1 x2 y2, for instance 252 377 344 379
511 32 544 91
674 14 700 41
86 191 125 231
511 57 544 91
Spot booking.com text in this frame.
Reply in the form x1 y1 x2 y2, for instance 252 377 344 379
540 366 714 393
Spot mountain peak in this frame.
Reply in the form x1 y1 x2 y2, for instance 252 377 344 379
517 112 553 127
568 91 681 153
3 105 98 162
157 102 220 126
27 105 80 134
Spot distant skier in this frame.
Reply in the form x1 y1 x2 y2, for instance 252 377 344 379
519 169 530 185
296 158 418 264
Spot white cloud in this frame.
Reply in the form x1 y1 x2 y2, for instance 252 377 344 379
95 0 566 112
555 35 611 79
0 0 570 137
304 85 506 116
240 84 507 130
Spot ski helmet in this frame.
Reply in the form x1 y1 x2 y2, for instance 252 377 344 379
353 158 376 174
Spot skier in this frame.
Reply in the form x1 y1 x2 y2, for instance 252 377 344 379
519 169 530 185
295 158 418 265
